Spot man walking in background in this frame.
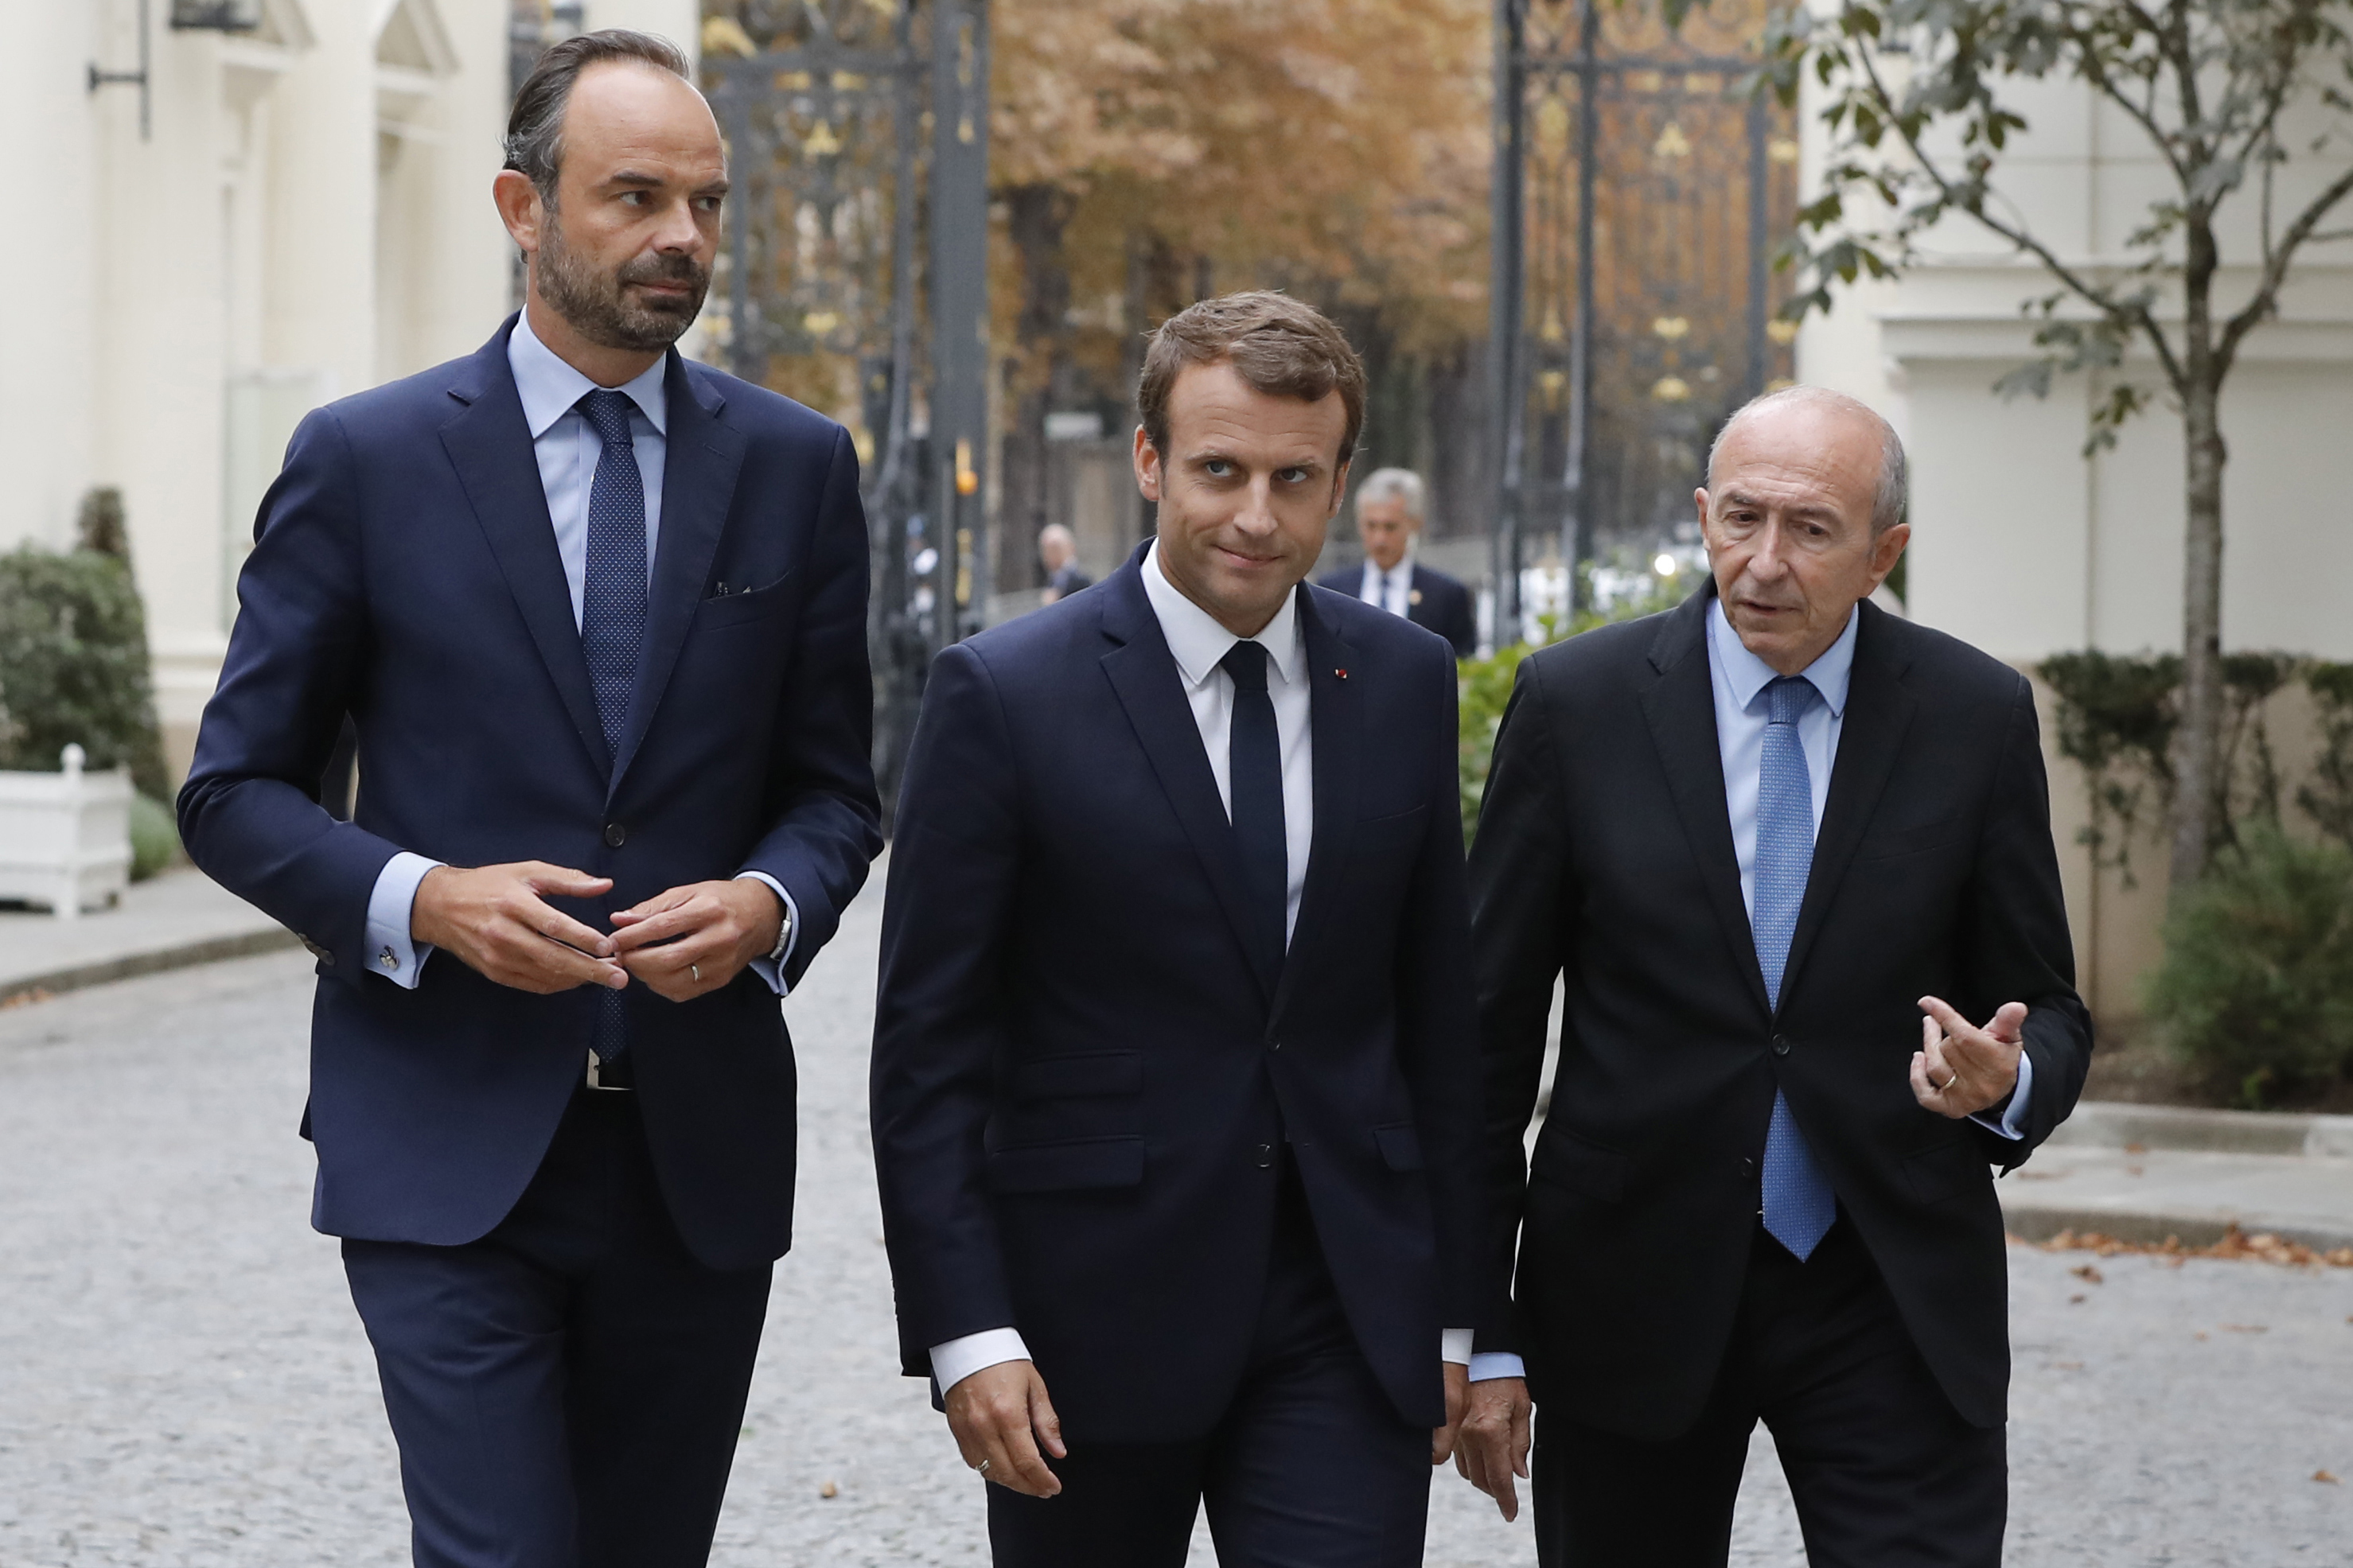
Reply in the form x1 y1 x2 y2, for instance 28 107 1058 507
177 32 879 1566
1319 467 1476 657
1039 522 1093 601
1451 387 2090 1566
873 292 1486 1566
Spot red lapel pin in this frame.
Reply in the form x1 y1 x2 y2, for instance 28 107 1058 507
1334 667 1349 680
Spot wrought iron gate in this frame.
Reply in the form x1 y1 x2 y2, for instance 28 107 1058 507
1490 0 1798 626
702 0 990 814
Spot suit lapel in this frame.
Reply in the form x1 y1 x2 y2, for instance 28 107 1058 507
1097 561 1280 1006
1638 589 1773 1021
1269 589 1358 1024
1781 603 1916 1006
438 327 607 780
608 356 746 795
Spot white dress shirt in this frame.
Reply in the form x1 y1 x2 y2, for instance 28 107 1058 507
360 312 797 994
1463 597 2032 1388
929 545 1475 1398
1358 556 1413 618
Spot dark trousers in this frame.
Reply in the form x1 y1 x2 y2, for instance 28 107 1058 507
987 1160 1432 1568
1532 1218 2006 1568
342 1087 773 1568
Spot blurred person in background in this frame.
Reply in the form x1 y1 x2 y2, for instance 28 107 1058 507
1039 523 1093 602
1319 467 1475 658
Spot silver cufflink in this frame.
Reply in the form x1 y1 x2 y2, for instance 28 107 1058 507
379 948 399 971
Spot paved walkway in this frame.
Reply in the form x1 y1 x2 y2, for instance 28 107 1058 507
0 886 2347 1563
0 870 292 1003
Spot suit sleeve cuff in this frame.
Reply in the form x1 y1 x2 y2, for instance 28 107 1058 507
733 872 798 997
1971 1050 2035 1141
1468 1351 1528 1383
364 852 442 990
929 1328 1031 1396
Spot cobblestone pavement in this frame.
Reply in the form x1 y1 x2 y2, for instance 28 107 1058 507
2 884 2348 1566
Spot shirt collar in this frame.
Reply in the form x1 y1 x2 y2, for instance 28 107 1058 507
1364 554 1412 585
508 309 670 440
1143 541 1307 691
1708 593 1858 719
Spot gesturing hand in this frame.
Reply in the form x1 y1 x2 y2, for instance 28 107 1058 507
1453 1375 1532 1522
1912 996 2028 1119
608 878 783 1002
411 862 628 995
945 1360 1065 1498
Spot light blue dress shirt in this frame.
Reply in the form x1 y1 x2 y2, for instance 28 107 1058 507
1465 597 2029 1387
360 312 797 994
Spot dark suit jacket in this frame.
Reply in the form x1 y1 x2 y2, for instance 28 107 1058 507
871 549 1484 1443
178 317 882 1273
1470 584 2090 1439
1318 560 1478 658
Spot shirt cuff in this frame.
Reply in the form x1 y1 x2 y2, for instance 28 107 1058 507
930 1328 1031 1396
733 872 797 997
1442 1328 1474 1366
1468 1351 1528 1383
364 852 442 990
1971 1049 2036 1141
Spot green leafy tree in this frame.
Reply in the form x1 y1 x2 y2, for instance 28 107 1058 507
1763 0 2353 901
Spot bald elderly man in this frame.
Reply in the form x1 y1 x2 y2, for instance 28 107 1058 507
1451 387 2090 1567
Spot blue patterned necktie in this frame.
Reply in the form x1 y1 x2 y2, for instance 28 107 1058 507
1219 640 1288 979
1755 675 1837 1259
579 390 647 1068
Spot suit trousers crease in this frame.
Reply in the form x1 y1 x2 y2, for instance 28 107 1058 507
985 1154 1432 1568
342 1086 774 1568
1530 1218 2006 1568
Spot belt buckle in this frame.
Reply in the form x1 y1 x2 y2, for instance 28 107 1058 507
585 1050 633 1091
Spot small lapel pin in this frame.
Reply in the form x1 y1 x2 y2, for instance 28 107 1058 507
1334 667 1349 680
1408 589 1424 605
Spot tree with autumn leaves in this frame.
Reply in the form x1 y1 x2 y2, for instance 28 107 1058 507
988 0 1492 586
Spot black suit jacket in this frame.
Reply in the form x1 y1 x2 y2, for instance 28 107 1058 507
179 318 882 1272
1318 561 1478 658
1470 585 2089 1438
871 550 1484 1443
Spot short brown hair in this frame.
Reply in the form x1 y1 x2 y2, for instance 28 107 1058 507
505 30 695 206
1136 292 1368 467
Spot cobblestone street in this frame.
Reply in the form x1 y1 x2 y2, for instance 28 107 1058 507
2 883 2347 1566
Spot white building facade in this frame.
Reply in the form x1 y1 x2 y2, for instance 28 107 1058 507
4 0 695 778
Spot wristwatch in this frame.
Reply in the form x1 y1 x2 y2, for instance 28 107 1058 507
766 901 793 965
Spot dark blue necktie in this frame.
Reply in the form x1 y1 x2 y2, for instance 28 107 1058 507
1220 640 1288 979
1755 675 1836 1258
579 390 647 1067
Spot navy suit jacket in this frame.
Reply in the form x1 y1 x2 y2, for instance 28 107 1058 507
871 550 1485 1444
179 318 882 1272
1317 561 1477 658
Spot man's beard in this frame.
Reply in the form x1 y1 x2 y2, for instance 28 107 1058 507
535 212 710 354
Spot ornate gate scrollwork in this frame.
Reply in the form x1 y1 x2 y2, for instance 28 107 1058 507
1491 0 1798 628
702 0 989 817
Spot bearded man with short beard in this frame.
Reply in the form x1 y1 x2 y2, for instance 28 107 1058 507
177 30 880 1568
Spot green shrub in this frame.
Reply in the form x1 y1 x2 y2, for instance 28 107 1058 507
129 792 181 881
2144 826 2353 1107
0 540 169 797
1459 641 1535 843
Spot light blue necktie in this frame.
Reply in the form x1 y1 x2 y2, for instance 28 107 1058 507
1755 675 1836 1259
579 390 647 1068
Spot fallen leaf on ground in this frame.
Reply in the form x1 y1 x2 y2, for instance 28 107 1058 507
820 1479 840 1499
2316 1471 2339 1484
2070 1264 2103 1283
2020 1226 2353 1269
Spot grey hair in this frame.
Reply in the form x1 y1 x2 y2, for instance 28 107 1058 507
1706 385 1908 535
1354 467 1427 520
504 29 695 208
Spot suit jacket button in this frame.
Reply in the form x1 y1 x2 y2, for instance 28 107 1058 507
1255 1143 1276 1168
1268 1039 1282 1052
1771 1033 1791 1056
604 823 628 847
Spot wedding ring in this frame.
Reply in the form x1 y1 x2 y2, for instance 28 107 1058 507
1938 1072 1957 1091
977 1458 991 1474
690 963 701 982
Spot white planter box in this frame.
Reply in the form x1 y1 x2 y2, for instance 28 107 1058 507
0 745 133 918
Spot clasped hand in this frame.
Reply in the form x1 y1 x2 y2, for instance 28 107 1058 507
1911 996 2027 1119
411 862 781 1001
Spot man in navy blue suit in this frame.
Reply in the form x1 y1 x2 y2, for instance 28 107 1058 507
871 293 1487 1566
177 32 879 1567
